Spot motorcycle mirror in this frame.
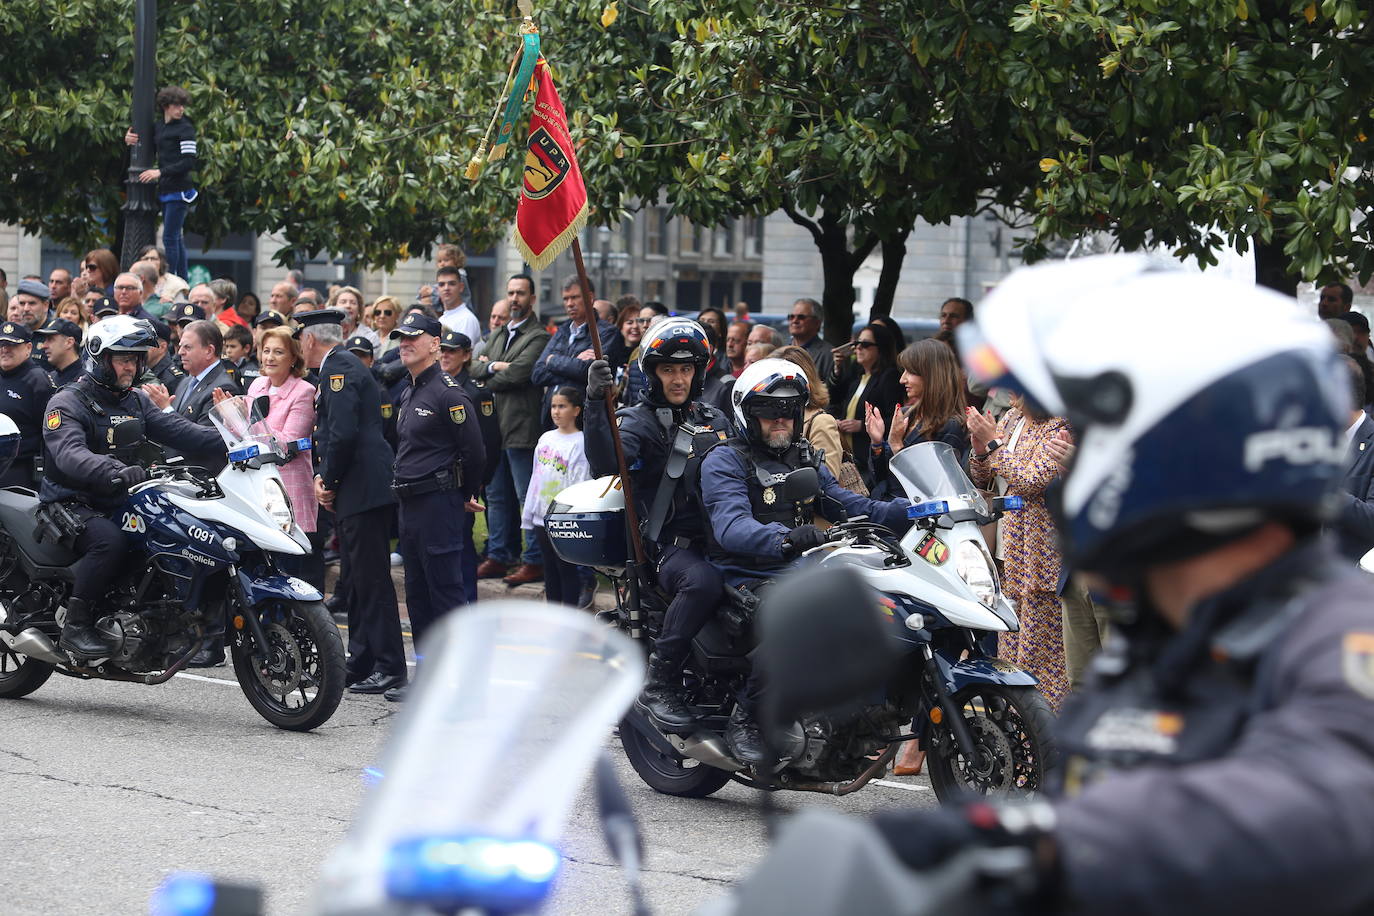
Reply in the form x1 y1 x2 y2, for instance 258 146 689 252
251 395 271 424
756 565 902 742
781 466 819 503
110 417 145 449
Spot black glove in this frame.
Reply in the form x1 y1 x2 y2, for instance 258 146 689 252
587 359 614 399
873 801 1058 876
112 464 149 491
782 524 825 559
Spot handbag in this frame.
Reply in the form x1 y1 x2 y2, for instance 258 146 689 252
804 411 870 497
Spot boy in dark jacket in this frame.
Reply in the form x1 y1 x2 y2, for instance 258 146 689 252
124 86 198 281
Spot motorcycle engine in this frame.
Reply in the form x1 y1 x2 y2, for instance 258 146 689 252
94 612 147 667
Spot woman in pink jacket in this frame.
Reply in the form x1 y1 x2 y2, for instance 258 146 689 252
249 326 321 585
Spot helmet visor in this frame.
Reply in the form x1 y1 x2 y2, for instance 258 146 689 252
748 396 803 420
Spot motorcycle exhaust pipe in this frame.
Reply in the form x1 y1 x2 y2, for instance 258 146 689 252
4 628 67 666
672 732 745 773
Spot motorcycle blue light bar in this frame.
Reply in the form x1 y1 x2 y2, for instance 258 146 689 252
226 444 260 463
385 835 561 912
150 873 215 916
907 500 950 519
295 437 312 452
1002 495 1024 511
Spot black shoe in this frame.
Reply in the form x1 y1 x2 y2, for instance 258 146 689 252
383 683 408 703
349 671 407 694
726 706 768 767
188 638 226 668
634 654 695 731
58 598 111 659
577 584 596 610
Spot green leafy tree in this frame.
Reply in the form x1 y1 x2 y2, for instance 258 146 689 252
0 0 519 268
1007 0 1374 293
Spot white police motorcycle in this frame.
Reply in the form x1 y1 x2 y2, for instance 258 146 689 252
0 396 345 731
546 440 1057 802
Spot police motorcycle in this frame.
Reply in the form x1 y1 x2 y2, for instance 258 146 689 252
0 395 346 732
151 601 648 916
546 437 1055 802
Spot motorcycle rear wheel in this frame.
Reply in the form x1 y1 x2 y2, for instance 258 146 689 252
231 599 345 731
620 719 733 798
925 685 1058 802
0 641 53 698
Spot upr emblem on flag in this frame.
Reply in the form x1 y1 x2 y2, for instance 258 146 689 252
523 127 570 200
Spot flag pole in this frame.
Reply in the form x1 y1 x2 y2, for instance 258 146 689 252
572 238 649 630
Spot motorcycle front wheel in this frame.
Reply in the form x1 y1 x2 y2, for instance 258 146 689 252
925 685 1058 802
231 599 345 731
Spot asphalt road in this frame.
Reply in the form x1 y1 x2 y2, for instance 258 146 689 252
0 591 937 916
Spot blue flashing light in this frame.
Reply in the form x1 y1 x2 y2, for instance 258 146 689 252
226 444 260 463
150 872 215 916
1001 495 1025 511
295 437 313 452
385 835 561 912
907 499 950 520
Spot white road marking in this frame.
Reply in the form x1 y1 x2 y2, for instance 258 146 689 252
173 672 236 686
871 779 929 792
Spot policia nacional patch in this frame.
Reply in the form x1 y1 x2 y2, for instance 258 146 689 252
1342 633 1374 700
45 410 60 430
450 405 467 424
329 374 344 392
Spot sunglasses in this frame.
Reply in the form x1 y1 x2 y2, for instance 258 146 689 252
83 263 99 270
374 309 394 316
633 317 653 325
787 313 814 322
853 341 877 349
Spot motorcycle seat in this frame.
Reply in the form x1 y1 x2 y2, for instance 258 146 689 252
0 489 78 567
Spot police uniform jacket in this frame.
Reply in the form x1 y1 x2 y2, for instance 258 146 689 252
480 318 551 450
1051 541 1374 915
699 436 910 581
584 396 732 547
531 318 626 430
1333 414 1374 561
224 357 260 389
0 360 56 462
394 363 486 497
314 345 395 519
39 375 222 510
454 367 500 487
148 353 185 389
49 361 84 389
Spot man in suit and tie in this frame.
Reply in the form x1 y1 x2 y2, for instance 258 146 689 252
296 308 406 695
473 274 552 583
1334 355 1374 562
145 318 242 474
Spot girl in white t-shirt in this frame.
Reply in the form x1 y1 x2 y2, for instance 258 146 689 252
522 386 592 605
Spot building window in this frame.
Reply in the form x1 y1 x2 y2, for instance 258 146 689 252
679 220 702 257
713 221 735 258
645 208 666 257
644 279 664 302
618 216 634 256
743 217 764 258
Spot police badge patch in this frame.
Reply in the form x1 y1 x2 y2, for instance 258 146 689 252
450 405 467 424
329 375 344 392
481 400 494 416
1341 632 1374 700
381 404 393 419
45 410 60 430
762 486 776 505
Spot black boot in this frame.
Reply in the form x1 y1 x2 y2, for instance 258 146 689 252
726 705 768 767
59 598 111 659
635 653 695 731
188 636 226 668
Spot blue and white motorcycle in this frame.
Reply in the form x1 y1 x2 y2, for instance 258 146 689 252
0 396 345 731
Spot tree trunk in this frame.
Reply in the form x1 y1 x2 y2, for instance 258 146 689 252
1255 235 1299 297
868 227 911 322
817 219 861 345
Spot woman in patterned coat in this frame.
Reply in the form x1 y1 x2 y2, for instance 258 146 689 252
967 396 1072 708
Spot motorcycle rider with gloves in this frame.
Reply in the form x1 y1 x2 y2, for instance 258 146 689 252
41 315 224 659
859 257 1374 916
584 318 735 732
698 358 911 765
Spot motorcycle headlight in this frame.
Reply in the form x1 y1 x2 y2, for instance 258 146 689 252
263 477 294 534
954 540 998 609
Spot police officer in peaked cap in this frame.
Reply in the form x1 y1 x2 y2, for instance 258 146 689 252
440 328 501 603
0 321 55 487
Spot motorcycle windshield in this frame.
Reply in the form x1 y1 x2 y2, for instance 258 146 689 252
888 441 988 512
208 395 283 459
316 601 644 913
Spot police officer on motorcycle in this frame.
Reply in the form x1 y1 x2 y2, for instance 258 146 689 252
699 358 911 764
40 315 223 659
584 319 734 733
857 257 1374 915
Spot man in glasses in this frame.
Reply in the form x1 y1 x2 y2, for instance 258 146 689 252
112 272 156 322
786 297 834 382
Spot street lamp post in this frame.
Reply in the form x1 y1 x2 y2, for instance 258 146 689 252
120 0 158 269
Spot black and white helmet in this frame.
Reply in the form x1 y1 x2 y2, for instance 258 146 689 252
83 315 156 392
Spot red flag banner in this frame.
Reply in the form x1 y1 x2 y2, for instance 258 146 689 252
513 58 588 271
